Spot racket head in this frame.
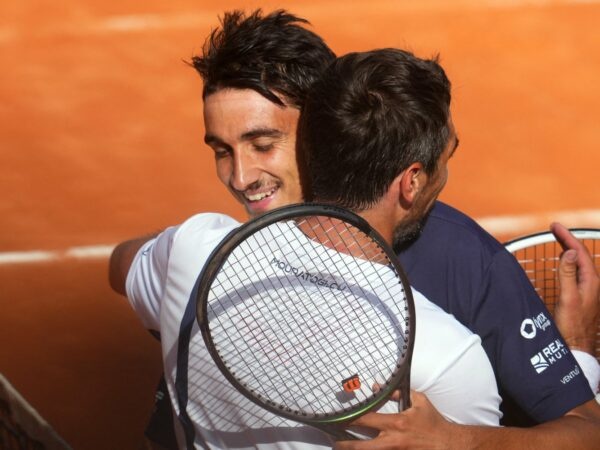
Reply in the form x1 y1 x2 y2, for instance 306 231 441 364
196 203 415 436
505 228 600 360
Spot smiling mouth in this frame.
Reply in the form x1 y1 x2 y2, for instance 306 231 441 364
244 186 277 202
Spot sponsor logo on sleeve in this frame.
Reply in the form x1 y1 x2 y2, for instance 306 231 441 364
520 312 551 340
529 339 569 374
530 353 550 374
560 365 581 385
521 319 537 339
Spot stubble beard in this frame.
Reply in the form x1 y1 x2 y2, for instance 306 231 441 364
392 203 436 249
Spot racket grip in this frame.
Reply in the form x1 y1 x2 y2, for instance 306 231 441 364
398 384 411 411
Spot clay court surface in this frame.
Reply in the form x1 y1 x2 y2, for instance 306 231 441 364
1 0 599 448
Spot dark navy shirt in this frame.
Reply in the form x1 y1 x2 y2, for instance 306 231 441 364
396 201 594 424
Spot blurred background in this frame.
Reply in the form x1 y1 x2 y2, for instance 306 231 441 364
1 0 599 448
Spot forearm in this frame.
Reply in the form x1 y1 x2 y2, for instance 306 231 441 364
451 401 600 450
336 395 600 450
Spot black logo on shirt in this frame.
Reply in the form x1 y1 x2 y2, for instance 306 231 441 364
270 256 348 292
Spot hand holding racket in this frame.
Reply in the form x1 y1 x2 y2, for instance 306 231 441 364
505 226 600 359
333 390 452 449
196 203 415 440
550 223 600 356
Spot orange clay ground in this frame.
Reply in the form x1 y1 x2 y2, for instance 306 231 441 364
1 1 599 448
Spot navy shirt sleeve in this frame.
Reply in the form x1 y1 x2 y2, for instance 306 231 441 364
397 201 594 424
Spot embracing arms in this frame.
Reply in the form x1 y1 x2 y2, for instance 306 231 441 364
335 392 600 450
336 223 600 449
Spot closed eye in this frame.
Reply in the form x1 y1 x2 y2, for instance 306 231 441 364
205 134 233 159
253 143 274 152
213 147 231 159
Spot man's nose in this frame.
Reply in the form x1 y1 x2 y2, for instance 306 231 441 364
230 151 259 192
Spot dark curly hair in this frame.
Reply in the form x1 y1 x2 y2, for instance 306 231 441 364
299 48 451 211
191 9 336 109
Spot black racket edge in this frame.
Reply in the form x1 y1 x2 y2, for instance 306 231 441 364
194 202 416 440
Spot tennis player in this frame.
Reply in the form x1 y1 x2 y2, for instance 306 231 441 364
109 9 599 449
297 47 600 449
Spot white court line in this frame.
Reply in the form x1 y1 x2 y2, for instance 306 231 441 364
0 245 114 265
0 251 58 264
1 209 598 265
64 245 116 259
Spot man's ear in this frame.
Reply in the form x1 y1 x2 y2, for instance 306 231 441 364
398 162 426 208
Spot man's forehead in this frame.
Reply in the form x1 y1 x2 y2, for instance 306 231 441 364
204 87 292 109
203 87 300 142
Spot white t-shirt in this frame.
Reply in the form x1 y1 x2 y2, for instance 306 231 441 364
127 213 502 449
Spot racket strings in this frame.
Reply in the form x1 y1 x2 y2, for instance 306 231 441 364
211 235 322 412
261 220 401 403
300 216 409 329
298 216 389 265
210 292 290 407
299 217 411 371
206 215 411 417
295 217 409 361
209 221 366 415
246 238 354 415
514 239 600 308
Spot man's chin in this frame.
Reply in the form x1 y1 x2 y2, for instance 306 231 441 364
392 207 434 250
393 222 424 249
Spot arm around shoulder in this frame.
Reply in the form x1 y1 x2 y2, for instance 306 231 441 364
335 396 600 450
452 398 600 450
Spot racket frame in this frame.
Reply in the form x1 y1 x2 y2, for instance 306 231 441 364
195 203 416 439
505 229 600 253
